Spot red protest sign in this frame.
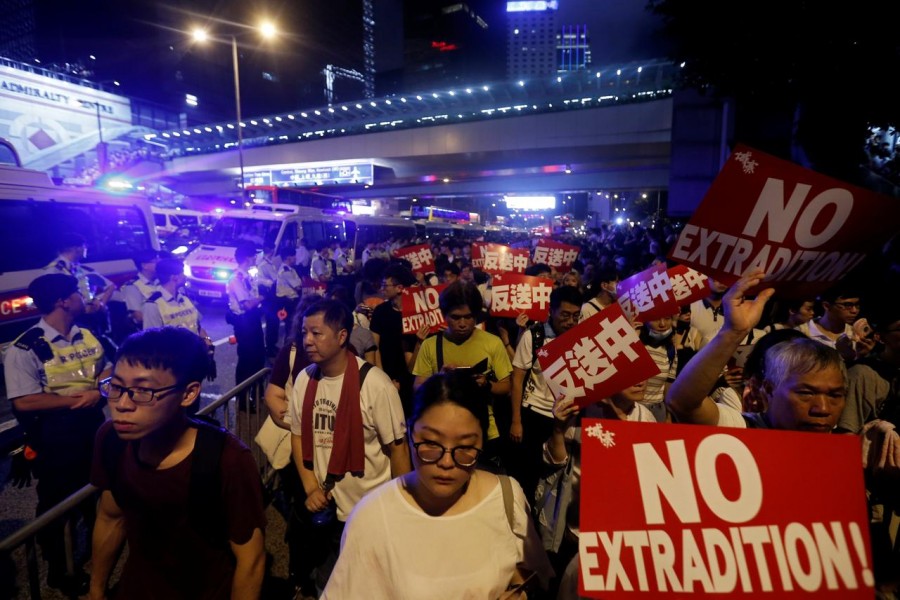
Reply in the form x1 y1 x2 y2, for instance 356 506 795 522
489 273 554 321
667 144 900 298
472 243 530 275
616 264 679 322
667 264 711 307
400 284 448 334
300 277 327 297
578 420 873 598
393 244 436 274
533 239 580 271
536 303 659 409
470 242 492 269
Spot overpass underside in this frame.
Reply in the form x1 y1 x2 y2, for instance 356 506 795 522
160 98 673 199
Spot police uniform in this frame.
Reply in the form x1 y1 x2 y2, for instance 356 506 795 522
142 289 202 333
226 266 266 384
121 273 159 318
45 256 117 349
257 254 281 356
3 319 107 576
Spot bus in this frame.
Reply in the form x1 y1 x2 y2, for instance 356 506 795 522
246 185 352 213
410 205 472 223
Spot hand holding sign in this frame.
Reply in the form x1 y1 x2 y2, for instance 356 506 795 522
722 268 776 336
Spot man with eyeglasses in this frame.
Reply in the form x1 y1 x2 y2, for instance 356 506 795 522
88 327 266 600
799 285 876 359
3 273 110 595
508 285 583 502
412 281 513 465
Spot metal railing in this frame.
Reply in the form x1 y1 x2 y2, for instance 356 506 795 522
0 368 272 599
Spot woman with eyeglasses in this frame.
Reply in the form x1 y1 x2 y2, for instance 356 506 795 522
322 371 551 599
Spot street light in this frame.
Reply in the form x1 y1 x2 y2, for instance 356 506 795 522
191 22 277 197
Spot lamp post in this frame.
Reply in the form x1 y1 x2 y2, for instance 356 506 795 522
192 22 276 198
230 35 245 197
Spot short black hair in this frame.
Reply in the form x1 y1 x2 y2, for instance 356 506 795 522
234 243 257 264
409 372 490 442
383 264 417 287
115 327 209 385
439 281 483 316
550 285 582 310
302 299 353 347
441 262 460 276
525 263 552 277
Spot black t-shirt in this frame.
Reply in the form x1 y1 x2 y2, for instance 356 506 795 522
369 302 415 383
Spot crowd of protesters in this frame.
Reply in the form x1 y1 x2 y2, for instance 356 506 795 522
4 220 899 599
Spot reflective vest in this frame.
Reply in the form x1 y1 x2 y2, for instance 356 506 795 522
129 276 159 301
13 326 105 395
147 291 201 333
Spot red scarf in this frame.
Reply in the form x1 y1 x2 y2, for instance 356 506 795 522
301 349 364 476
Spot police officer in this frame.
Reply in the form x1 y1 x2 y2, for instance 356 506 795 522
144 258 217 387
143 258 209 339
227 244 266 385
3 274 110 595
120 249 160 331
275 248 303 341
257 243 280 357
44 232 118 355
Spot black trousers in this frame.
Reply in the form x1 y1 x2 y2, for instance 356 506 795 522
232 309 265 385
505 406 556 503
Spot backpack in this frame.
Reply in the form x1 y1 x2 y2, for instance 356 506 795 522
521 323 545 401
101 414 229 545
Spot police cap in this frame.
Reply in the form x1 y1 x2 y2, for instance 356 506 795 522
28 274 79 314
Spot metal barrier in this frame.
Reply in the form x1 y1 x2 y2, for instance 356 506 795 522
0 368 272 600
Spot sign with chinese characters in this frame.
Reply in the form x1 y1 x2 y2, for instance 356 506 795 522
243 161 374 188
533 240 580 271
300 277 327 297
400 284 448 334
489 273 554 321
667 145 900 298
616 264 679 323
578 420 872 598
393 244 436 274
536 303 659 408
471 243 530 274
667 265 711 307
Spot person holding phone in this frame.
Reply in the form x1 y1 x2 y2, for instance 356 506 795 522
412 281 513 467
322 372 551 599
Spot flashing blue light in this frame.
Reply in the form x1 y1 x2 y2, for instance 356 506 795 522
214 269 231 280
615 217 624 225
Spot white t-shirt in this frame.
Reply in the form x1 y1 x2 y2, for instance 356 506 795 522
711 386 748 428
289 357 407 520
579 298 607 321
322 474 549 600
512 324 556 417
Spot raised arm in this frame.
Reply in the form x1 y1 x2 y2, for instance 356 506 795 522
666 269 774 426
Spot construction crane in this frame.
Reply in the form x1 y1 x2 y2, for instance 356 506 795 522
322 64 366 104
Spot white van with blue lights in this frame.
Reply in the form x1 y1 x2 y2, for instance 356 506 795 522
182 206 345 300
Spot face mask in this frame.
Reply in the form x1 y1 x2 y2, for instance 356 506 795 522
602 283 618 300
648 328 673 340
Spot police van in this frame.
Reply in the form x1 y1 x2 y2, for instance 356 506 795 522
182 208 420 300
182 206 346 301
151 206 212 238
0 161 160 444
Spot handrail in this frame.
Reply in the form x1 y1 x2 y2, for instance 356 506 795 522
0 367 272 597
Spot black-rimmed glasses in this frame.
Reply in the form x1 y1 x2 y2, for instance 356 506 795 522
412 441 482 467
99 377 182 405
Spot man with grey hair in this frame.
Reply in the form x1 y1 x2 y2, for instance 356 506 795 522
666 268 847 432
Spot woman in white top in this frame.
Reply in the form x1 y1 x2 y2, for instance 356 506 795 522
322 372 551 599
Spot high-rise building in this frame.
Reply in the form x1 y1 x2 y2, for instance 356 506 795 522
557 24 590 72
402 1 504 92
506 0 558 80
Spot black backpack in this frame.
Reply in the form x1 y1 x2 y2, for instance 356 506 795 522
521 323 545 401
101 414 229 545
